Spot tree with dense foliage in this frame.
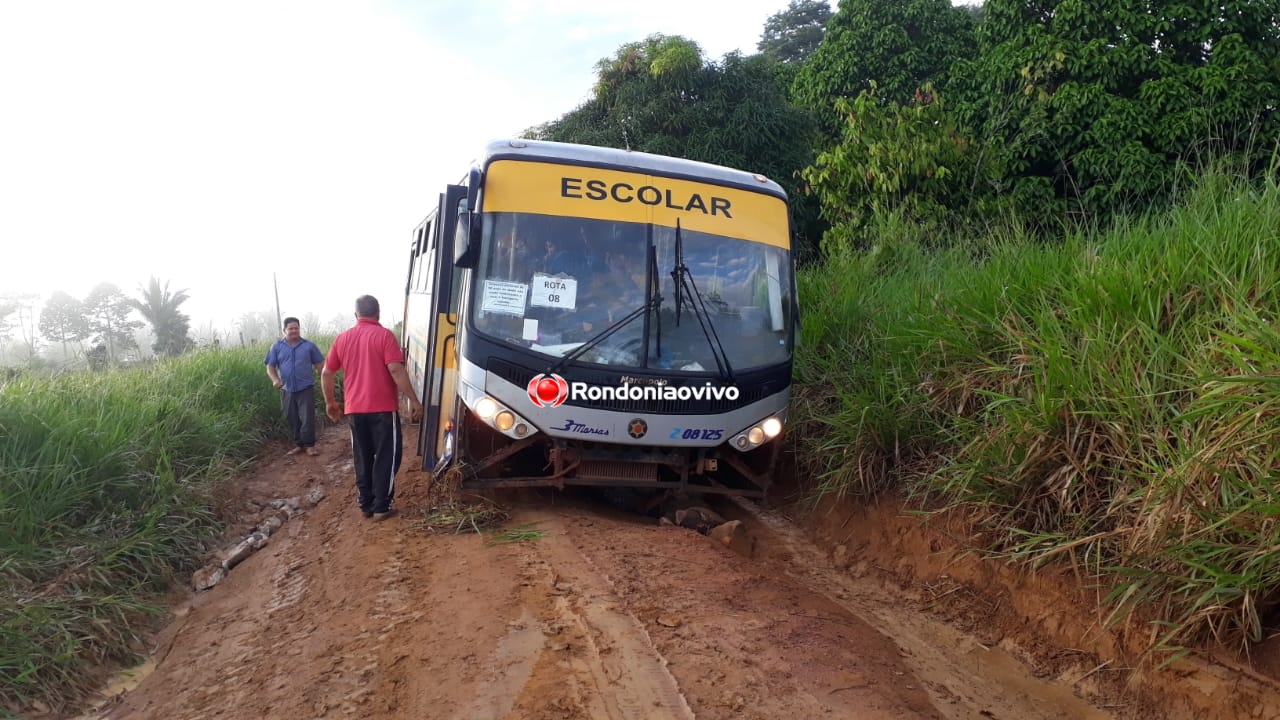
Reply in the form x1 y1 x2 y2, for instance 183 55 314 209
129 276 195 357
803 84 981 253
758 0 834 64
530 34 824 257
792 0 978 113
38 291 90 361
953 0 1280 223
791 0 980 252
83 283 141 364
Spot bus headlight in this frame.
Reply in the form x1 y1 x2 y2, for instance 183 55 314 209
731 415 784 452
474 396 498 420
466 395 536 439
762 417 782 438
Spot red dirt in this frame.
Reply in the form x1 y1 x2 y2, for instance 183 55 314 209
51 423 1280 720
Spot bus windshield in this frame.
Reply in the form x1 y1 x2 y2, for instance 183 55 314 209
472 212 792 372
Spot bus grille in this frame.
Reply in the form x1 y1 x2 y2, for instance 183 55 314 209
576 461 658 482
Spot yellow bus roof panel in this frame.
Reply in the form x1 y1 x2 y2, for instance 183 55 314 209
482 160 790 250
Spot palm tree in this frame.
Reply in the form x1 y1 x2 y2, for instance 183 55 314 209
129 277 194 357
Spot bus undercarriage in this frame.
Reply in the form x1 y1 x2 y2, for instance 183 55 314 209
452 408 780 498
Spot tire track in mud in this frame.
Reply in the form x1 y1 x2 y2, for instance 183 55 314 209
544 506 949 720
730 497 1115 720
299 458 425 718
540 536 696 720
454 608 548 719
263 558 311 614
300 554 419 719
469 512 696 720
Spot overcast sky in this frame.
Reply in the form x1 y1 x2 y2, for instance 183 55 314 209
0 0 811 337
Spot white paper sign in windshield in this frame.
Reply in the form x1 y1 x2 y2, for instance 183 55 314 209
529 273 578 310
481 280 528 316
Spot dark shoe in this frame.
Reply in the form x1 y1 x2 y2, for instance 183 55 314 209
371 509 397 522
361 509 373 518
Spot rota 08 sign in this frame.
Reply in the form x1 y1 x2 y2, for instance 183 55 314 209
527 373 569 408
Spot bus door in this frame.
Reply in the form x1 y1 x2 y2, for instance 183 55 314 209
419 184 468 471
403 218 431 392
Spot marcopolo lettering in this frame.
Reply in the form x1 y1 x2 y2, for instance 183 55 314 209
561 177 732 218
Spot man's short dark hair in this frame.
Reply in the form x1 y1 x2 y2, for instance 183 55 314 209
355 295 380 318
282 316 300 329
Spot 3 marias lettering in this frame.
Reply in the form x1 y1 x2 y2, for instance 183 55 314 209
553 418 610 436
561 177 732 217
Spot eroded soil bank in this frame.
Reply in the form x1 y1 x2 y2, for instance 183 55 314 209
789 492 1280 720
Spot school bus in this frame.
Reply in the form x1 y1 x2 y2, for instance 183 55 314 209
403 139 795 497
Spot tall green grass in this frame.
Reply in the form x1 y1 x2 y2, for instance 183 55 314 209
794 171 1280 660
0 346 281 713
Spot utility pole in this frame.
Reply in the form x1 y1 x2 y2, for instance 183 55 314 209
273 273 282 332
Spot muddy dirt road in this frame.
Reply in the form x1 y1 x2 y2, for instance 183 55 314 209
65 425 1264 720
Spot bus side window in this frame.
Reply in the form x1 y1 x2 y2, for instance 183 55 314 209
421 220 436 293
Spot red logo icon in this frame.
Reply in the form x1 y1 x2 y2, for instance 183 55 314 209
527 373 569 408
627 418 648 439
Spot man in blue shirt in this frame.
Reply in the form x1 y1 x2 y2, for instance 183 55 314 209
264 317 326 456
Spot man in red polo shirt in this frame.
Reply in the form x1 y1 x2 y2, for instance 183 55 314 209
322 295 423 520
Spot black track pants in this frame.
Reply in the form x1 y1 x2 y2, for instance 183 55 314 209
347 412 402 513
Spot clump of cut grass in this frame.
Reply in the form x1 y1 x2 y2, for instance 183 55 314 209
419 497 510 534
792 170 1280 661
486 522 546 546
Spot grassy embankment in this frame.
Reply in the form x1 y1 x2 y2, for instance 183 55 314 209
792 171 1280 661
0 347 282 714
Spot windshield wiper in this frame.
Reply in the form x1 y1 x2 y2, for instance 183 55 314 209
549 250 663 376
669 219 734 382
641 230 660 365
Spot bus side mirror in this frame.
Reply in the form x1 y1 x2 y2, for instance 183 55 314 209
466 167 481 211
454 210 479 268
454 168 483 268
